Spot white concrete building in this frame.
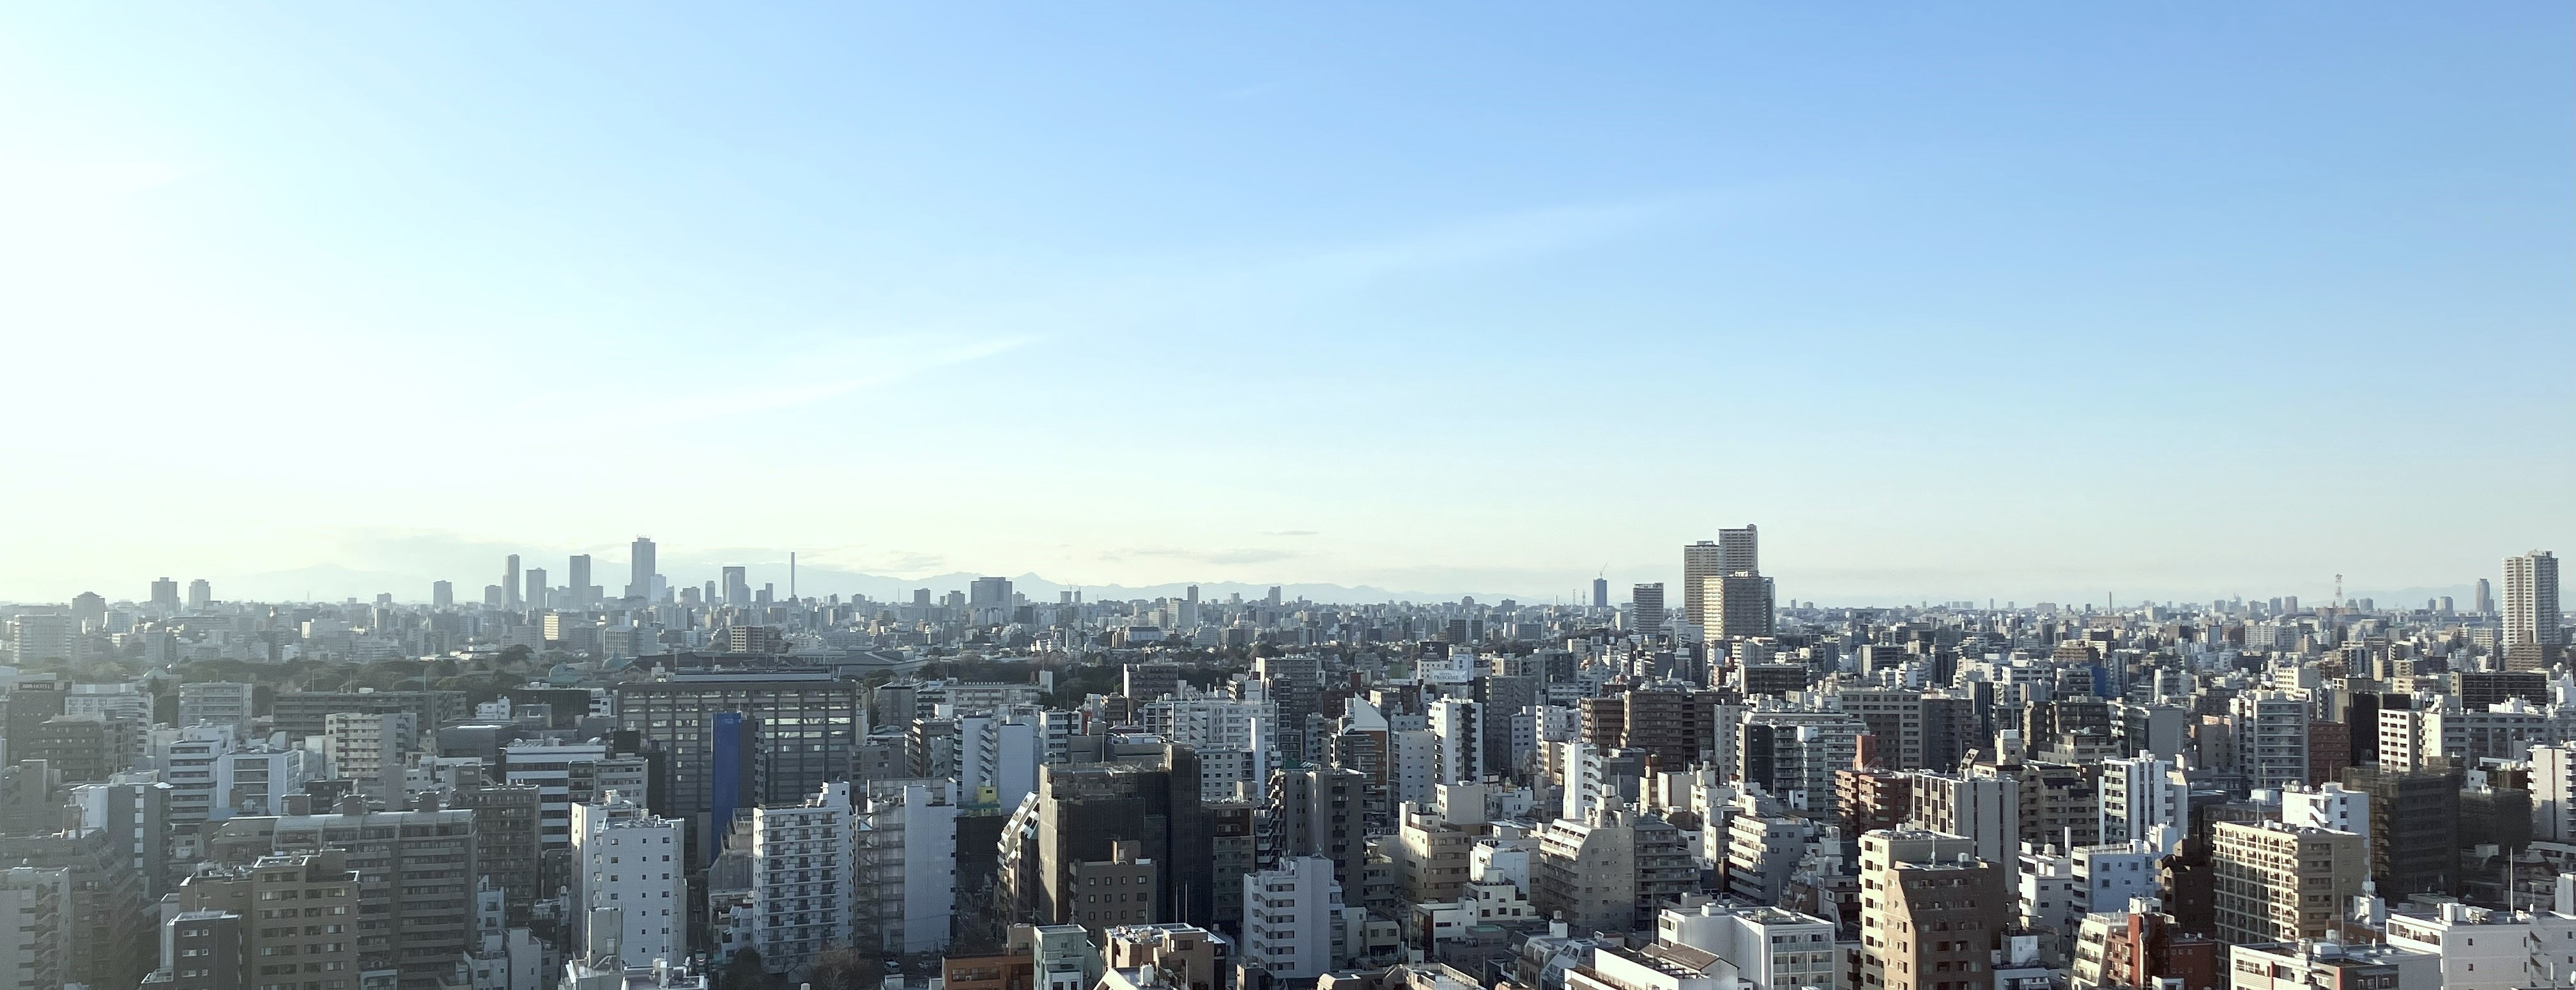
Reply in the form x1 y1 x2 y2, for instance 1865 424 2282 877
2279 783 2370 848
2535 743 2576 842
571 790 688 970
1427 699 1483 785
2069 842 2160 916
2227 940 2439 990
2379 697 2547 772
2230 690 2310 792
1654 900 1838 990
958 711 1045 811
1909 769 2018 881
1243 856 1339 979
856 781 956 955
2384 901 2576 990
2097 754 2186 853
749 783 857 976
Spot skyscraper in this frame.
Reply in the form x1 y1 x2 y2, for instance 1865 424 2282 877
525 567 548 612
970 576 1013 610
1591 577 1608 608
1685 526 1763 635
1705 571 1775 640
1632 582 1666 636
2476 577 2494 615
185 579 211 610
1683 540 1724 628
148 577 180 614
1717 524 1758 573
2503 550 2560 649
503 554 522 610
567 554 592 605
628 536 657 600
721 566 749 607
431 580 453 608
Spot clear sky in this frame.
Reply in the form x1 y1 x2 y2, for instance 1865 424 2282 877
1 4 2568 606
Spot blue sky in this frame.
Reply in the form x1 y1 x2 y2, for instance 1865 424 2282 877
0 4 2567 605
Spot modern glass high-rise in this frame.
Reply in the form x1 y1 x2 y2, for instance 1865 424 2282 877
431 580 453 608
721 566 750 607
567 554 592 604
504 554 523 609
2504 550 2561 649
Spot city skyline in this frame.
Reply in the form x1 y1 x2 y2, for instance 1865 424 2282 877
0 6 2567 605
6 533 2546 611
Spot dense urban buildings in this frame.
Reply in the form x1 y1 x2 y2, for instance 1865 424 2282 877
0 536 2561 990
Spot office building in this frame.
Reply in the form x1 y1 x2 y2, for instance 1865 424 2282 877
1630 584 1666 638
613 670 862 846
